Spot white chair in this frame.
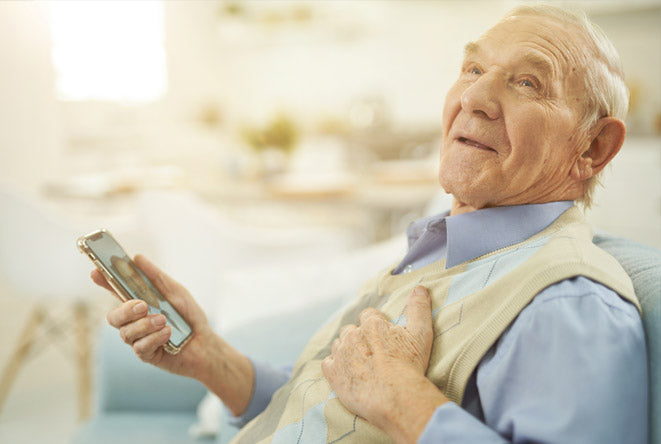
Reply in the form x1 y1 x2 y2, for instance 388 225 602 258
0 186 102 420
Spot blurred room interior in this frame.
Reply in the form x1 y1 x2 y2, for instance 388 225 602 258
0 0 659 442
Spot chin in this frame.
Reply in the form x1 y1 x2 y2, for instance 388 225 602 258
457 197 491 211
441 185 490 211
440 175 476 203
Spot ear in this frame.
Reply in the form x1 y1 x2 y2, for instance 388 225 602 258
571 117 626 181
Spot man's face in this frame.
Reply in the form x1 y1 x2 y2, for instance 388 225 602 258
439 15 592 210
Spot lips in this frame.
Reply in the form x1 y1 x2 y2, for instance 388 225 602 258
457 136 496 152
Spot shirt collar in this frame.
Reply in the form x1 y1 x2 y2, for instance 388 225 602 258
406 212 449 246
406 201 574 269
444 201 574 268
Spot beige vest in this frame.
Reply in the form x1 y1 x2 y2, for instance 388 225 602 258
232 207 639 444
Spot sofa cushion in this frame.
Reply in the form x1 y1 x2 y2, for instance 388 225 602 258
71 412 215 444
95 325 208 413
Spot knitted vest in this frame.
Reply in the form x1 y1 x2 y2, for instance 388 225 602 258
231 206 640 444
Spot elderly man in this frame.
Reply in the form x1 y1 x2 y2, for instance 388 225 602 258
95 4 647 444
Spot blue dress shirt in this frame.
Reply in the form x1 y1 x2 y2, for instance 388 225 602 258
235 202 648 443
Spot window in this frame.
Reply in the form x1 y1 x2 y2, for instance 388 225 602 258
49 0 167 102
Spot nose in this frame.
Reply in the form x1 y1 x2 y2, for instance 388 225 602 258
460 72 502 120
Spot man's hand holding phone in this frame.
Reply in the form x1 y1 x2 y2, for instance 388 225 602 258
92 254 210 376
89 250 254 416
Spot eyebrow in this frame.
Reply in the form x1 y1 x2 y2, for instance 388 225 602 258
463 41 479 58
463 41 555 77
519 53 555 78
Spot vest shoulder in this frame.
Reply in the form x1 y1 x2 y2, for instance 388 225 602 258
524 222 639 311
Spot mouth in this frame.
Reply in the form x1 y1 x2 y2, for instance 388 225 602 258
457 136 496 152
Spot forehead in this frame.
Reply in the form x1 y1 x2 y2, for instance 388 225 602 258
467 15 588 79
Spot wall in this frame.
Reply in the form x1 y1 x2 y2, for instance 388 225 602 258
0 2 62 191
206 0 661 132
591 5 661 135
211 1 508 129
0 0 658 248
2 1 659 179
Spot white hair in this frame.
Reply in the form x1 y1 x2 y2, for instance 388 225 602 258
504 4 629 208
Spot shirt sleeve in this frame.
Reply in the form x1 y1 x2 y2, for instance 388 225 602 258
227 359 292 428
419 276 648 444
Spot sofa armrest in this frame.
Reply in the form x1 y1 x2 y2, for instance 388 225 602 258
593 233 661 444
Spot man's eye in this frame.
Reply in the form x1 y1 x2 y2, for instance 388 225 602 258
519 79 536 88
470 67 482 75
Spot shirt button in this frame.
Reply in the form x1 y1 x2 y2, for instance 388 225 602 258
403 265 413 274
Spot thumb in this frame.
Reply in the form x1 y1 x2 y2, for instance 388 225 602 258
406 286 433 344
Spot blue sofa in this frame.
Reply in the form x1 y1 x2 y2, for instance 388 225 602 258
72 234 661 444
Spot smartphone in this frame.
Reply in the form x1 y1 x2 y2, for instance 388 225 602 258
77 229 193 354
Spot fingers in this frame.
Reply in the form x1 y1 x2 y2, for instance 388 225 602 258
106 299 171 360
119 313 167 345
134 254 174 296
405 286 433 344
96 255 189 364
333 324 356 356
348 287 432 337
132 326 171 361
331 288 432 363
107 299 149 328
358 307 387 325
333 309 384 350
331 338 340 355
91 269 114 293
339 324 357 341
321 354 335 381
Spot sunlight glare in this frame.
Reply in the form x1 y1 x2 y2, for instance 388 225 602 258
49 0 167 102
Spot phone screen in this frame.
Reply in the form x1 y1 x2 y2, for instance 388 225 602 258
83 231 192 348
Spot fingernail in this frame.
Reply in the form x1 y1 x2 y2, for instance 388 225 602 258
152 315 166 327
133 301 148 314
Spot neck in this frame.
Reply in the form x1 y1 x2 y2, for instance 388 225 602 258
450 198 479 216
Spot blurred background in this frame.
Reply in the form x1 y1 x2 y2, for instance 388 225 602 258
0 0 659 443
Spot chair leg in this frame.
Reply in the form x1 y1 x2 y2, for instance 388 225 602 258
0 307 45 414
74 302 92 421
